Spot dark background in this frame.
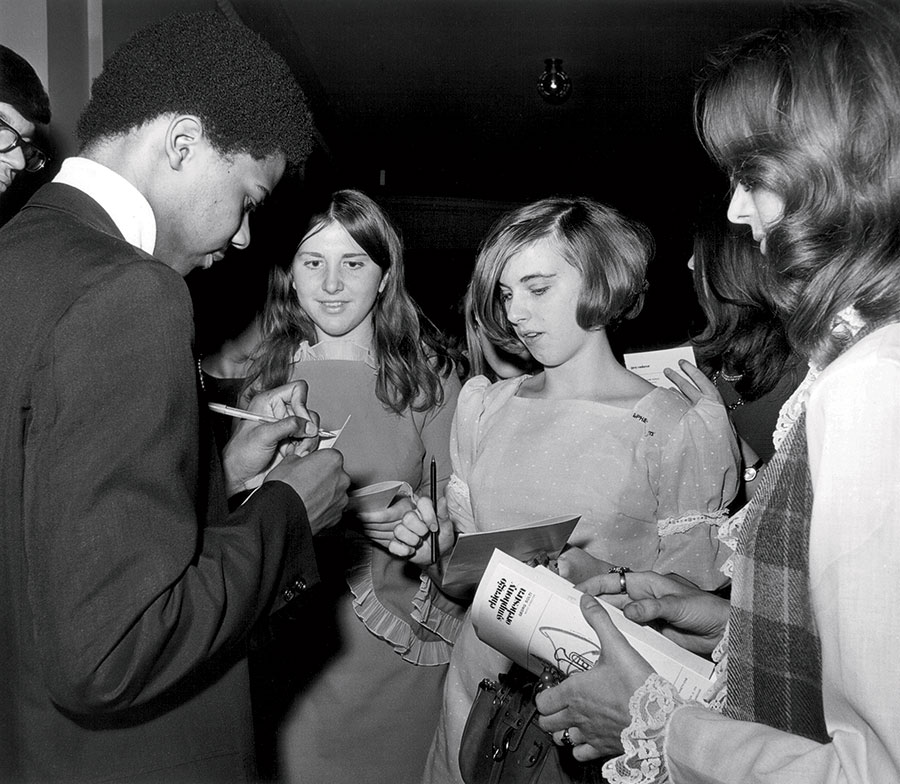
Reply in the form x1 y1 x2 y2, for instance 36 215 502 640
5 0 797 356
188 0 792 359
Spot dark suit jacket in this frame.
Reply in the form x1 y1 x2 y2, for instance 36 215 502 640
0 183 319 782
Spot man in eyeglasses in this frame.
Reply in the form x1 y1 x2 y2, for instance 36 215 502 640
0 45 50 196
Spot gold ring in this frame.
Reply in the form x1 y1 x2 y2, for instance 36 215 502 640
608 566 631 594
561 728 574 748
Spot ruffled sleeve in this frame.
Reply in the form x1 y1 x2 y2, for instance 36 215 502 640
407 369 468 659
644 392 740 590
445 375 492 534
347 366 465 664
348 539 467 665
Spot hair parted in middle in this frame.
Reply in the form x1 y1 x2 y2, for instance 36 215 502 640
469 196 653 356
695 0 900 366
247 189 456 414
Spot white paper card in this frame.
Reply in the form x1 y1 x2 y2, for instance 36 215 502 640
624 345 696 389
346 480 411 513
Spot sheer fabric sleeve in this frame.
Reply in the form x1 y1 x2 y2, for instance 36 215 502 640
444 375 492 534
651 395 740 590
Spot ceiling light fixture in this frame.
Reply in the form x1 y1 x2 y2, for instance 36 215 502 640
538 58 572 104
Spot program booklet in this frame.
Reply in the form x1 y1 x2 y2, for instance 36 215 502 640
440 515 580 595
471 549 716 701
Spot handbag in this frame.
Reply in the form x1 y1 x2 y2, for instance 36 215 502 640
458 663 570 784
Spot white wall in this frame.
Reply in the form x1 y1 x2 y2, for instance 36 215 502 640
0 0 50 89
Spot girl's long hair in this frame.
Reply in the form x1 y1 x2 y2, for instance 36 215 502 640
696 0 900 366
246 189 455 414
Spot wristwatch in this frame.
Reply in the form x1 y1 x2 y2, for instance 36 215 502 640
743 458 765 483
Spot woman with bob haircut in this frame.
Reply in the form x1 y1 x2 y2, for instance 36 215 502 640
244 189 462 784
390 195 739 784
461 280 538 381
534 3 900 782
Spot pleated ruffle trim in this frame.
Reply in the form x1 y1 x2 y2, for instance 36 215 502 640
346 543 463 666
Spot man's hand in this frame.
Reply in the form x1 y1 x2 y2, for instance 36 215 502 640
577 570 729 655
266 449 350 535
222 381 320 495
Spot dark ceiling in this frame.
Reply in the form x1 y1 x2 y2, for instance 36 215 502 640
233 0 788 204
195 0 792 353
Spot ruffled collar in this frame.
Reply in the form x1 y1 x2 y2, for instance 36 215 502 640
290 339 378 371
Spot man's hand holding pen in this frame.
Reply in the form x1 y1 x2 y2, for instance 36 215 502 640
220 381 350 533
222 380 322 495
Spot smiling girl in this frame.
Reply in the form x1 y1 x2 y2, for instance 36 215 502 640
244 189 461 783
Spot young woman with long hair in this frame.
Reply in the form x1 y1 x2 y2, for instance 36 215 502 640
245 189 462 784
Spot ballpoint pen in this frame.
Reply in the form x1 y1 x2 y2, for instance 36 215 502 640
207 402 337 438
430 456 442 575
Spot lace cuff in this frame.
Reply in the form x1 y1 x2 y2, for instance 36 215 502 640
601 674 686 784
657 507 729 537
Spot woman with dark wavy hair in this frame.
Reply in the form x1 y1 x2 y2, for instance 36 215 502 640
690 210 806 485
535 3 900 782
245 189 462 783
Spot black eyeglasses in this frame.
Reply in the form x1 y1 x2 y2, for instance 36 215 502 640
0 117 48 173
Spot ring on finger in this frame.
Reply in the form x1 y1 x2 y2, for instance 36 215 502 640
561 728 574 748
608 565 632 593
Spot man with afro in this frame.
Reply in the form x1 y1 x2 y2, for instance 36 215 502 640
0 44 50 196
0 11 349 782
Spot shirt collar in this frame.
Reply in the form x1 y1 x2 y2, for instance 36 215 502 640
53 157 156 255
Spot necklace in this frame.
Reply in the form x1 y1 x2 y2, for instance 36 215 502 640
197 356 206 393
712 370 744 411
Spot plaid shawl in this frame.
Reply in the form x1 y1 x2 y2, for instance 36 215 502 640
724 411 829 743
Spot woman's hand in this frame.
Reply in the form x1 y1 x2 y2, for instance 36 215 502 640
577 570 729 656
555 547 614 585
536 594 654 760
662 360 722 407
389 495 456 568
357 495 417 550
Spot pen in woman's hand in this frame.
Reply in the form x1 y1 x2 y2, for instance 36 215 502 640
430 457 442 574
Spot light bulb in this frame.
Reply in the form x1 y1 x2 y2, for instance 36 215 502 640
538 58 571 104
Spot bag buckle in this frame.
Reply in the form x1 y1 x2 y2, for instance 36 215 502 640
491 726 514 761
